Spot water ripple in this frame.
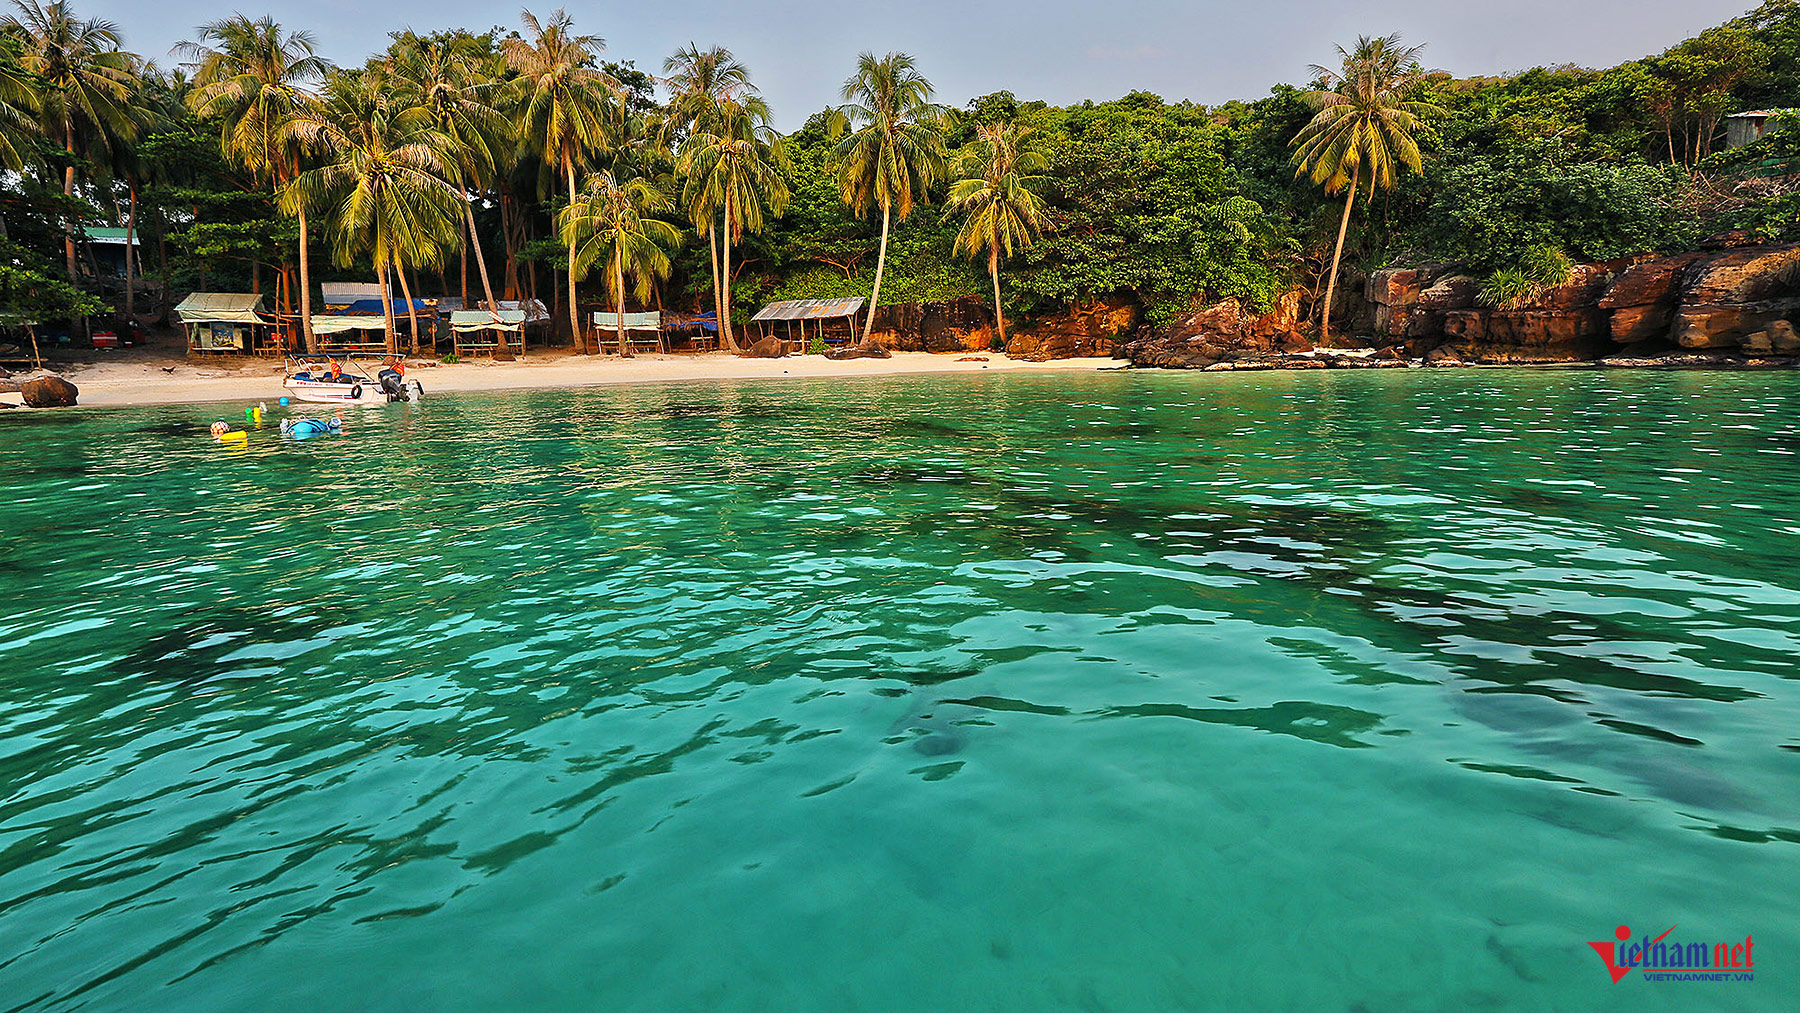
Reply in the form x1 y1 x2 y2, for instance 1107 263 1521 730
2 369 1798 1010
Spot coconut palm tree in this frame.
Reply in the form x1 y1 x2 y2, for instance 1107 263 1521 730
503 9 618 353
833 51 945 343
284 73 462 355
560 169 679 357
663 45 764 341
177 14 330 349
947 122 1047 349
1291 33 1440 343
3 0 138 279
385 30 514 349
679 100 786 351
0 37 42 176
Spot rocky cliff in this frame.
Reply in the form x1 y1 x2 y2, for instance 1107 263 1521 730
867 296 1135 358
1120 240 1800 369
868 297 994 353
1369 243 1800 362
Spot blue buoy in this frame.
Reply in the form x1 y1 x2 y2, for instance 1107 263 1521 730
279 396 291 406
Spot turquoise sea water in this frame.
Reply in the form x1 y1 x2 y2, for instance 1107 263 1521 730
1 369 1796 1011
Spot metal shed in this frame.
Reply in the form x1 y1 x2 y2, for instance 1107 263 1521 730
1725 110 1798 149
750 297 867 350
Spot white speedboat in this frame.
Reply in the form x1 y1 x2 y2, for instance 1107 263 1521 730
282 355 422 405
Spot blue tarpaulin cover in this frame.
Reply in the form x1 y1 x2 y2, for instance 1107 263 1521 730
344 298 432 315
665 311 718 333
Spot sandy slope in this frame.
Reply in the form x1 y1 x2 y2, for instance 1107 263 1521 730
2 350 1118 410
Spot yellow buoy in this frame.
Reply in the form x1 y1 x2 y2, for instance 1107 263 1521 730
218 430 248 444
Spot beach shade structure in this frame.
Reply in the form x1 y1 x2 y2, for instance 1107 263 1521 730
591 311 663 354
751 298 867 352
451 309 529 357
174 293 273 354
661 311 719 351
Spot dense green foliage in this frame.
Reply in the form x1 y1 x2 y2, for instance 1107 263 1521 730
1416 151 1684 271
1 1 1798 340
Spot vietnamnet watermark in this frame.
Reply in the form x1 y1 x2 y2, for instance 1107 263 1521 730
1588 924 1755 983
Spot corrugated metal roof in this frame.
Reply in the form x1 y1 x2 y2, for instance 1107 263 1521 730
752 297 866 322
321 282 384 304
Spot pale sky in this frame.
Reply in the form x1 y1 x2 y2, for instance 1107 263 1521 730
85 0 1759 129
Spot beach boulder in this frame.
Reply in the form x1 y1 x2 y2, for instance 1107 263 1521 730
20 373 78 407
824 341 891 360
740 336 784 358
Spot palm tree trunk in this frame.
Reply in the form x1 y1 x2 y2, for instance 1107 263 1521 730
1321 170 1359 345
62 121 77 281
863 201 892 344
156 210 170 324
990 247 1008 350
615 244 629 359
396 263 423 357
721 194 735 349
708 219 728 350
298 206 316 353
381 261 397 355
124 183 138 325
501 192 519 300
565 154 584 354
465 201 505 356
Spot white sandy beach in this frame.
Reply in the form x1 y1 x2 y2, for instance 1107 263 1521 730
1 350 1119 409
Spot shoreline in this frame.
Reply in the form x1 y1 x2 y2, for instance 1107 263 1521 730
0 350 1118 411
7 348 1797 413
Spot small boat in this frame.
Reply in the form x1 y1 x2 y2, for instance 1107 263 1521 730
282 354 422 405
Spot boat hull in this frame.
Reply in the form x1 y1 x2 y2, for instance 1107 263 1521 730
283 378 421 405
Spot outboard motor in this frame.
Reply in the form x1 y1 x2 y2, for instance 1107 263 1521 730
377 367 408 402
